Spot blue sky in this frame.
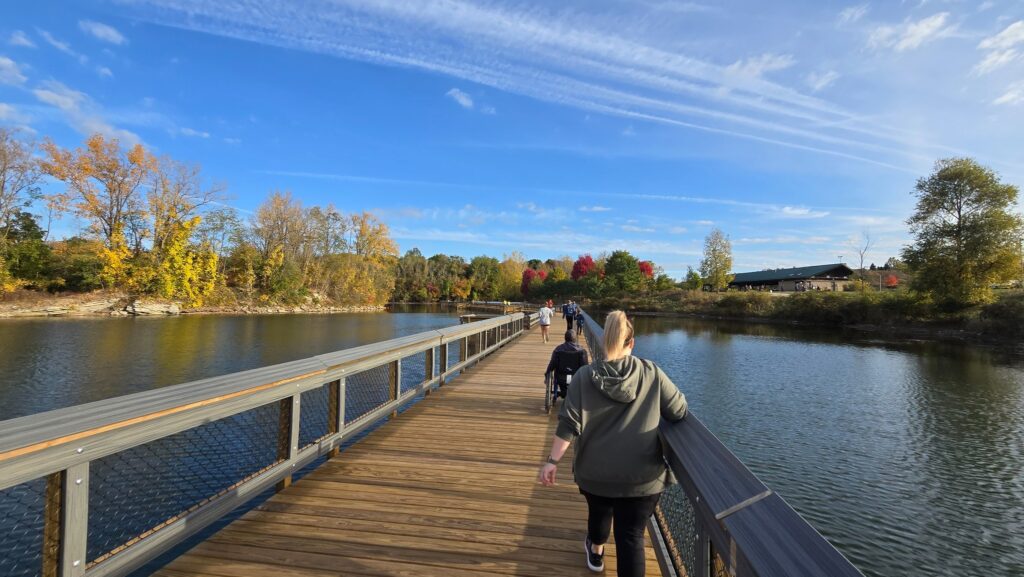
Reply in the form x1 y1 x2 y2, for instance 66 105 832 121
2 0 1023 277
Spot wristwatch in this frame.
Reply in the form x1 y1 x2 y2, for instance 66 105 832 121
545 456 559 465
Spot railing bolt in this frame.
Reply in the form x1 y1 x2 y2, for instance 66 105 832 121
75 479 82 485
73 560 80 567
76 447 83 454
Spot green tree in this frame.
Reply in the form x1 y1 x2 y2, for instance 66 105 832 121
1 210 52 284
467 256 500 300
604 250 642 293
902 158 1023 305
395 248 430 301
683 266 704 291
700 228 734 291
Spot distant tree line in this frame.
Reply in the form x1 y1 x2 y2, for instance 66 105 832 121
3 128 1020 311
0 129 397 307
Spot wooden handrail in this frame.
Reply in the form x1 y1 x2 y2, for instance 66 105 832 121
0 313 524 487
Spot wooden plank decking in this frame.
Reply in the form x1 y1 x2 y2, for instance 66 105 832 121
154 326 664 577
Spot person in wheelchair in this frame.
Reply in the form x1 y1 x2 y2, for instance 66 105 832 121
545 330 589 405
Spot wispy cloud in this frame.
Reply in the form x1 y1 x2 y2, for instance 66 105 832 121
806 70 839 92
621 224 656 233
8 30 35 48
445 87 474 109
32 80 140 144
0 57 27 85
79 20 128 45
838 4 869 26
179 127 211 138
975 21 1024 75
868 12 956 52
669 226 687 234
97 66 114 78
37 29 88 64
725 53 795 79
118 0 953 173
775 206 830 219
993 81 1024 106
0 103 30 123
581 206 611 212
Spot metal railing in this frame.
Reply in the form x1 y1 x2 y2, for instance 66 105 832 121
0 313 529 577
578 310 863 577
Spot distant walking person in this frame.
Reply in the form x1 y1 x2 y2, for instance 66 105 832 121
564 300 577 331
574 306 585 336
537 311 687 576
538 303 554 343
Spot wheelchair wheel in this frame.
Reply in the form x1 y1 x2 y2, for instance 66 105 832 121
544 377 552 414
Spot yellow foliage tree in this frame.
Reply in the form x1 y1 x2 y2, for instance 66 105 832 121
98 223 132 288
40 134 157 248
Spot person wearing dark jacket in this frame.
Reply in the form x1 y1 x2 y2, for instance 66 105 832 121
537 311 687 576
545 331 589 398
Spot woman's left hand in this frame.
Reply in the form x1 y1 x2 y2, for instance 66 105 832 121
538 463 557 486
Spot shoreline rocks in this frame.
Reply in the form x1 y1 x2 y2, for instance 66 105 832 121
0 294 386 319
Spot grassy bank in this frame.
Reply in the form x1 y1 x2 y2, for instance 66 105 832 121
594 289 1024 341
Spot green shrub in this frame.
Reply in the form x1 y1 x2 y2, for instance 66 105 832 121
714 292 773 317
979 294 1024 338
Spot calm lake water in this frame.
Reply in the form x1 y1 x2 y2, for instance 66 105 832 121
629 316 1024 577
0 305 461 421
1 309 1022 576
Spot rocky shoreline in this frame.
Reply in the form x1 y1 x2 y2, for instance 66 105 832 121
0 294 386 318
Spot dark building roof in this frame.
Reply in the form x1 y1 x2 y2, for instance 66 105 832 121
730 263 854 284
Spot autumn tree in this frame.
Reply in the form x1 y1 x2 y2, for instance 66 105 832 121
902 158 1023 305
700 228 734 291
571 254 596 280
40 134 157 245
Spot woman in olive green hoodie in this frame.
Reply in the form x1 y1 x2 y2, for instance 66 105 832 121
537 311 687 576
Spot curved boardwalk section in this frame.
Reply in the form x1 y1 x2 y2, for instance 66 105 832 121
154 328 663 577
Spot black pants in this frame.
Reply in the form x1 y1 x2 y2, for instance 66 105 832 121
582 490 661 577
566 317 573 331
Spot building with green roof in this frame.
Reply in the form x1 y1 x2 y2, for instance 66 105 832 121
729 263 854 292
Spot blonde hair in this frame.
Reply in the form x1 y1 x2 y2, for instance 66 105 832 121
603 310 634 360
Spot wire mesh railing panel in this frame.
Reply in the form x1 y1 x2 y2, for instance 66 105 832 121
344 364 392 424
657 484 700 576
400 350 428 394
86 401 281 563
0 477 47 577
298 383 331 449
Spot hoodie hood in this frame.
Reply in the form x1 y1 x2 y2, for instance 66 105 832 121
589 356 642 403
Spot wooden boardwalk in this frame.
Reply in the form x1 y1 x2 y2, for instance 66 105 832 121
155 326 664 577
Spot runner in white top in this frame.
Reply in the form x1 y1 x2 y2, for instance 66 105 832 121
538 305 554 342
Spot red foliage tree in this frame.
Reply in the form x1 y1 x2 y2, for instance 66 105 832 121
571 254 595 280
538 270 548 280
521 269 542 296
885 274 899 288
638 260 654 278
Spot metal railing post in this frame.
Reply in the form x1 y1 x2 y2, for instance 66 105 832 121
327 379 343 458
42 467 88 577
276 395 300 491
439 342 449 386
424 348 435 396
389 359 401 418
